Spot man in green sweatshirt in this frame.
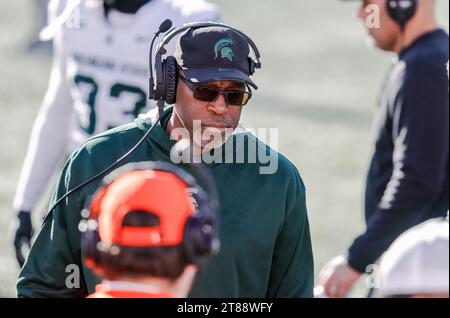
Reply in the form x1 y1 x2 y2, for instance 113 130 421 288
17 23 314 298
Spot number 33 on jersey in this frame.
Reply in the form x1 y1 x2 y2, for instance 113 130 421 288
51 0 220 148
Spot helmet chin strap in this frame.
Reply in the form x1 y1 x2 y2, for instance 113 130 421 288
104 0 153 14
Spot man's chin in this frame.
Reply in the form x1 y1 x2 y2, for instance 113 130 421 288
193 128 233 151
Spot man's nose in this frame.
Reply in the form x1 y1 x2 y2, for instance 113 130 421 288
207 93 229 115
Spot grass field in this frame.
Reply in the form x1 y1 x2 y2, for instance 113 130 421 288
0 0 448 298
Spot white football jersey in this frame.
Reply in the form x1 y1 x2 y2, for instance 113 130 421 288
58 0 220 148
13 0 220 212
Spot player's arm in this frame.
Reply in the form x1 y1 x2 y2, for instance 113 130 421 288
11 26 74 267
267 164 314 298
13 23 74 214
348 62 449 273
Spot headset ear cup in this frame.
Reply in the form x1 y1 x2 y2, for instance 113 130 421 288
164 56 178 105
83 186 108 268
386 0 400 24
82 222 102 267
183 216 215 264
386 0 417 29
183 218 195 264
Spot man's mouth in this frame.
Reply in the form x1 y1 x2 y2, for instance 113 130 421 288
192 122 234 149
201 123 231 130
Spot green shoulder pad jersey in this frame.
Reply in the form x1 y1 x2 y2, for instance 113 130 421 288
17 107 314 298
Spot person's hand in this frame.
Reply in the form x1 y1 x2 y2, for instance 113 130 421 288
317 255 361 298
11 211 34 268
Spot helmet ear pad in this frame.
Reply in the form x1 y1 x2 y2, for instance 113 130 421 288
164 56 179 105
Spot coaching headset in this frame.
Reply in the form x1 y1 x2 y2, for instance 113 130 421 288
81 160 220 267
148 20 262 111
386 0 418 31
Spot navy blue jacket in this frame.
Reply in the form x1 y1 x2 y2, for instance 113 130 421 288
348 29 449 273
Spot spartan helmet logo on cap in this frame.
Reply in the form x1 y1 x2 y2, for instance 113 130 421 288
214 38 234 62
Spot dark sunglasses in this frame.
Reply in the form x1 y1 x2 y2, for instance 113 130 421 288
179 75 252 106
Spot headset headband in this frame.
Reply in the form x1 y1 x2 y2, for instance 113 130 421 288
155 21 262 68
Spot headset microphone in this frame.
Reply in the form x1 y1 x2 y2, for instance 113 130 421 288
159 19 174 34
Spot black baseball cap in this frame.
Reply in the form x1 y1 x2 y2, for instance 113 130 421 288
174 26 258 89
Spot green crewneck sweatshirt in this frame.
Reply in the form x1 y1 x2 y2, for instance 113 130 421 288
17 107 314 298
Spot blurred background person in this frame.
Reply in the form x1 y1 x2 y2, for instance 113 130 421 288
318 0 449 298
375 218 449 298
81 162 217 298
10 0 220 268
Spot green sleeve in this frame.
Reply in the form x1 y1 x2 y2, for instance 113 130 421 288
267 167 314 298
16 151 89 298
